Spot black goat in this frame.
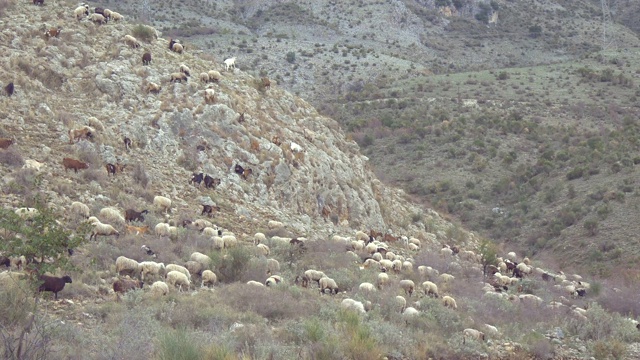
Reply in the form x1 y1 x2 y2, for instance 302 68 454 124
204 175 220 189
38 275 72 300
201 204 220 217
125 209 148 222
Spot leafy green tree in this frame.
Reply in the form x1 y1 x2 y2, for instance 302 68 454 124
478 239 499 277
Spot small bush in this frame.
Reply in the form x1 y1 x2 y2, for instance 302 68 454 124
132 163 149 188
0 148 24 167
156 328 201 360
131 24 157 42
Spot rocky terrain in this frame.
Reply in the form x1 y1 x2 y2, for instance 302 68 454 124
1 1 640 359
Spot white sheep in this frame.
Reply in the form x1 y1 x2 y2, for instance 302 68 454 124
267 220 284 230
149 281 169 296
109 11 124 21
518 294 543 306
265 275 283 287
440 247 453 258
222 235 237 248
377 272 389 289
139 261 165 282
355 230 369 242
364 243 377 254
266 258 280 275
422 281 439 298
102 9 112 19
223 57 236 71
201 270 217 287
516 262 532 275
165 264 191 280
70 201 90 219
89 13 107 25
199 72 209 82
74 5 89 20
399 279 415 297
23 159 45 172
290 142 303 153
153 196 172 213
123 35 140 48
362 258 379 269
402 261 413 273
371 252 383 261
254 232 266 245
506 251 517 261
256 244 270 256
207 70 221 82
359 282 376 292
192 219 213 230
385 252 396 261
190 252 211 268
179 64 191 76
15 207 38 219
246 280 265 287
319 276 339 294
392 259 403 273
90 222 120 241
304 269 326 287
442 295 458 309
462 329 485 344
185 261 203 277
379 259 393 272
166 270 190 291
396 295 407 313
483 324 500 338
201 226 219 237
99 207 125 225
115 256 140 278
439 273 455 283
341 298 366 314
155 223 171 237
402 307 420 321
202 87 214 102
408 243 420 251
212 236 225 250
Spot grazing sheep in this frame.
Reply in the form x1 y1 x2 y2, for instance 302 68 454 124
185 261 203 277
15 207 39 219
199 72 209 82
402 307 420 322
165 264 191 280
170 72 188 83
69 126 95 143
142 52 152 65
89 13 107 25
379 259 393 272
203 88 215 104
0 138 14 149
38 275 72 300
439 273 455 284
254 232 266 245
90 222 120 241
179 64 191 77
222 235 238 248
256 244 270 256
392 259 403 273
74 5 89 20
212 236 225 250
99 207 125 224
62 158 89 173
319 276 339 294
70 201 90 219
441 247 453 258
125 209 148 222
265 275 283 287
359 282 376 292
139 261 165 282
123 35 140 48
224 57 236 71
304 269 326 287
463 329 485 344
399 279 415 297
422 281 439 298
109 11 123 21
341 298 366 314
150 281 169 296
376 272 389 289
396 295 407 313
154 223 171 237
115 256 140 278
208 70 221 82
266 258 280 275
4 82 14 97
201 270 217 287
202 226 221 237
519 294 543 306
145 82 161 94
113 277 142 297
190 252 212 268
166 270 191 291
247 280 265 287
153 196 172 213
442 295 458 309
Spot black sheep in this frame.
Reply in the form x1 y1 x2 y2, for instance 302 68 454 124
203 175 220 189
142 52 152 65
38 275 72 300
190 172 204 186
125 209 148 222
5 82 14 97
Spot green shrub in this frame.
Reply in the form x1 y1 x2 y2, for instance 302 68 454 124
156 329 201 360
131 24 157 42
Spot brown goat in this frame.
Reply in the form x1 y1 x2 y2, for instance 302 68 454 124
68 126 94 143
113 277 142 300
62 158 88 173
125 224 150 235
262 77 271 90
45 27 61 38
0 138 14 149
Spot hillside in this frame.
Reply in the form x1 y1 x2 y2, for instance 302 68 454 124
82 0 640 275
1 1 640 359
